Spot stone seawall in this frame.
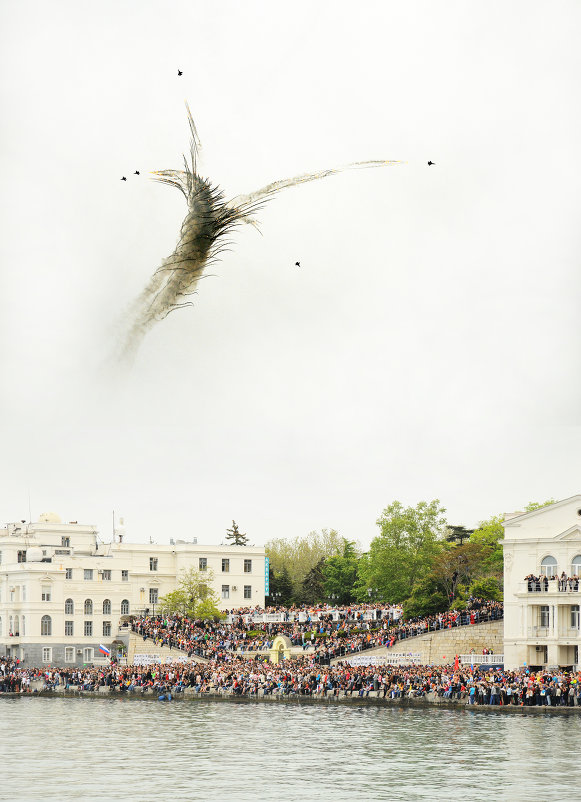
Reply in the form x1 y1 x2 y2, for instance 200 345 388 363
3 686 579 715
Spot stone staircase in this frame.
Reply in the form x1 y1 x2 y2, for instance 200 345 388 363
127 632 207 665
330 620 504 665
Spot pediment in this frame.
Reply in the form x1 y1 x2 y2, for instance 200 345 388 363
554 525 581 542
39 574 54 582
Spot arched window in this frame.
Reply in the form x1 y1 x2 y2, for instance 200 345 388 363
540 556 558 577
41 615 52 636
571 555 581 576
102 599 111 615
65 598 74 615
9 615 13 635
21 616 25 636
121 599 129 615
84 599 93 616
14 615 19 636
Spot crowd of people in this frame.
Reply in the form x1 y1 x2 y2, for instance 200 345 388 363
130 599 503 665
1 654 579 708
526 573 580 592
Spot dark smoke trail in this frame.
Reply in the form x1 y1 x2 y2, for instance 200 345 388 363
120 105 402 360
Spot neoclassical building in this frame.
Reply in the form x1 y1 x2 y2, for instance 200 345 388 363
0 512 266 667
503 495 581 670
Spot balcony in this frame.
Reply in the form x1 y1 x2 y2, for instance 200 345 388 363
517 580 581 596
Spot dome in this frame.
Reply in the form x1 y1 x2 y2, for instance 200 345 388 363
26 547 44 562
38 512 62 524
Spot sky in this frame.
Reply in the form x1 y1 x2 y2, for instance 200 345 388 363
0 0 580 548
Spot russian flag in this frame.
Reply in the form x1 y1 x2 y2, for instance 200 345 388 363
99 644 111 657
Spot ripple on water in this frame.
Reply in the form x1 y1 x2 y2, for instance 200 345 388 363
0 698 579 801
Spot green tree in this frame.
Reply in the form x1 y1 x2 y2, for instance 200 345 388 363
298 558 326 606
275 565 294 606
358 500 447 603
524 499 556 512
469 515 504 578
265 529 344 595
430 542 489 606
469 577 503 601
322 539 359 604
159 567 221 618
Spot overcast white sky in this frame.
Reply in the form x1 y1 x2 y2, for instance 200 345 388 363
0 0 580 548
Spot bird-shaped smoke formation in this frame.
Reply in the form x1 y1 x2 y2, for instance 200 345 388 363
120 105 401 360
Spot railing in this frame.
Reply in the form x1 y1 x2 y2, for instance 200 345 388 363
524 579 580 593
314 609 504 664
225 607 402 625
458 654 504 665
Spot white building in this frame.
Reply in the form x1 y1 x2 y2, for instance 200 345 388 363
502 495 581 670
0 513 266 667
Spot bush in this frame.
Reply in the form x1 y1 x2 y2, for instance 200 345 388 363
469 578 503 601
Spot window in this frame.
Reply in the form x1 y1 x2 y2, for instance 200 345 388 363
221 585 230 599
199 557 207 572
65 568 73 580
103 599 111 615
84 621 93 636
101 570 112 581
572 556 581 576
84 599 93 616
222 559 230 573
540 605 550 628
65 598 74 615
540 556 558 577
572 605 580 629
41 615 52 636
103 621 111 637
21 616 25 636
244 559 252 573
9 588 15 602
22 586 26 601
41 585 51 602
244 585 252 599
42 647 52 663
149 557 158 572
17 550 26 563
121 599 130 615
84 569 93 581
61 537 70 547
14 615 19 636
65 647 75 663
121 570 129 582
83 647 93 663
65 620 74 636
9 616 13 635
149 588 158 604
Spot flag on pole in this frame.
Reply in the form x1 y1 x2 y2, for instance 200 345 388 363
98 644 111 657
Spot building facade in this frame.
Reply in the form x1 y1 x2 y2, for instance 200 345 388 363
0 513 266 667
503 495 581 670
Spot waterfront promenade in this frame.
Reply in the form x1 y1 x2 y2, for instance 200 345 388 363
2 654 579 709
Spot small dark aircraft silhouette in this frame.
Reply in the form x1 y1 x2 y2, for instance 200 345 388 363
295 261 300 267
427 161 435 166
121 176 127 181
134 171 140 175
178 69 183 76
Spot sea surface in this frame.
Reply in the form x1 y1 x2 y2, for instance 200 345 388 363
0 696 578 801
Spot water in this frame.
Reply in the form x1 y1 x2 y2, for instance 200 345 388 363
0 697 579 801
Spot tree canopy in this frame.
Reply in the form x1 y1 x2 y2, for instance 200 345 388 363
159 567 223 619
